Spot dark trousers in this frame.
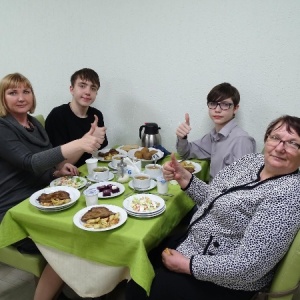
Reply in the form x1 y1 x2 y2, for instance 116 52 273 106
12 237 40 254
126 267 257 300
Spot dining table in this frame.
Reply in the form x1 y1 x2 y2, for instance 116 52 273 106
0 153 210 297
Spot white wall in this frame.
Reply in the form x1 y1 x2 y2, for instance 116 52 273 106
1 0 299 152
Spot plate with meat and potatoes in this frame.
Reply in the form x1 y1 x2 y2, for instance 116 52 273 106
93 148 127 162
179 160 202 174
87 182 125 199
73 204 127 231
29 186 80 211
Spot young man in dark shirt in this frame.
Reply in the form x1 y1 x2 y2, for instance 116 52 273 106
46 68 108 167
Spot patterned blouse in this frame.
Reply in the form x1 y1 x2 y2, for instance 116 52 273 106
176 153 300 291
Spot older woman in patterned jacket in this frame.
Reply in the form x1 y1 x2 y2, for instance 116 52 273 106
126 115 300 300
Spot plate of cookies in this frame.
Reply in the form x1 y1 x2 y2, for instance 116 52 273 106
127 147 164 162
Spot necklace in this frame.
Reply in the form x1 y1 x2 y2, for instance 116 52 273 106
23 120 35 132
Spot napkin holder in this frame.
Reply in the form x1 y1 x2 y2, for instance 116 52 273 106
124 158 141 177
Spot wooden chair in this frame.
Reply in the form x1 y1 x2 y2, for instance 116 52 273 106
254 230 300 300
0 245 46 277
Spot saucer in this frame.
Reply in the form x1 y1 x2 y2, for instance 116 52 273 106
108 162 117 170
87 172 114 182
128 179 157 191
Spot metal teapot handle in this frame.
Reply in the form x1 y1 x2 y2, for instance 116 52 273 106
139 125 145 139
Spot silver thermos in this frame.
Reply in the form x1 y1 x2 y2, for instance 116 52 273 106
139 123 161 147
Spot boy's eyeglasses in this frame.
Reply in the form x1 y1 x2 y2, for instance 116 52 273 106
266 135 300 151
207 102 233 111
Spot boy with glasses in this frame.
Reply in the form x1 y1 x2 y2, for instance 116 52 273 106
45 68 108 167
176 82 256 181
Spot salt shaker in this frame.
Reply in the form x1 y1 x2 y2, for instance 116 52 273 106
156 176 168 194
116 157 129 183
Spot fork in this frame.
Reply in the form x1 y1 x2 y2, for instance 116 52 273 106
82 180 92 193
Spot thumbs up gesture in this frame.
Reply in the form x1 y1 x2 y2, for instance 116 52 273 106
176 113 191 139
162 153 192 188
91 115 106 144
80 116 103 153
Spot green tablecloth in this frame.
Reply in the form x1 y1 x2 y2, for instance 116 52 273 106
0 156 209 293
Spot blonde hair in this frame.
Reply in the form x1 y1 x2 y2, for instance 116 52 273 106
0 73 36 117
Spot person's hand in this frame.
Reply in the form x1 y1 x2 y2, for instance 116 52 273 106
56 163 79 177
80 124 103 153
162 153 192 188
161 248 191 275
91 115 106 145
176 113 191 138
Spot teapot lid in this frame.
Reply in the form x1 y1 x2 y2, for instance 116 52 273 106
144 122 161 134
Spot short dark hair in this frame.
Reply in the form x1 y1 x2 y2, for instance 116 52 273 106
264 115 300 142
70 68 100 90
207 83 240 107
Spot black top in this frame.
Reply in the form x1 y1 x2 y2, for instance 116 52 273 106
45 103 108 167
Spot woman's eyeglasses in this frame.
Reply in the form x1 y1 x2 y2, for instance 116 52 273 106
207 102 233 111
267 135 300 151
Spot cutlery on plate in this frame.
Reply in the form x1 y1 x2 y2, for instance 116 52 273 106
82 181 92 193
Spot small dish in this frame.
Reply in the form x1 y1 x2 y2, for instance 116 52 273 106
87 172 114 182
88 182 125 199
128 179 157 191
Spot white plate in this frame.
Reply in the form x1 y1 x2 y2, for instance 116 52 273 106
123 194 165 214
125 205 166 218
88 182 125 199
87 172 114 182
93 148 127 161
36 202 76 212
116 145 140 152
73 204 127 232
29 186 80 211
50 176 87 189
181 161 202 174
128 179 157 191
127 147 164 162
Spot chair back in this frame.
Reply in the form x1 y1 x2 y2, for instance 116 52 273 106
254 230 300 300
267 229 300 300
34 114 45 127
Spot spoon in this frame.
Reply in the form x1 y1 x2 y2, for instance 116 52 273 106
152 153 160 166
82 180 92 193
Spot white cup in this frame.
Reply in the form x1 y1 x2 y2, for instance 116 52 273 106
85 158 98 176
156 176 168 194
132 173 151 190
93 167 109 182
84 188 98 206
145 164 162 179
112 154 126 168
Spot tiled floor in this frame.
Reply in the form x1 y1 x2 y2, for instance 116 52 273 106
0 263 35 299
0 262 126 300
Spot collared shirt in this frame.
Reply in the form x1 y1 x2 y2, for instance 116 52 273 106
176 119 256 180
